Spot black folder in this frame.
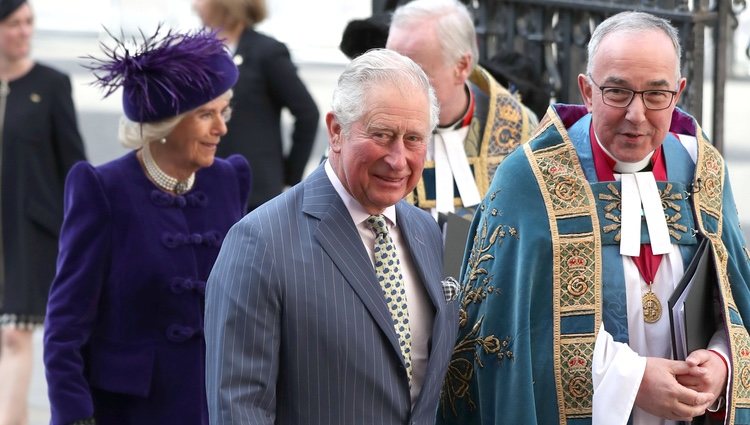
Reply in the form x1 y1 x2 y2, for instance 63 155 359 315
439 212 473 279
667 237 718 360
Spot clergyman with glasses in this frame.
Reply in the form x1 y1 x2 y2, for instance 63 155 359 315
438 11 750 425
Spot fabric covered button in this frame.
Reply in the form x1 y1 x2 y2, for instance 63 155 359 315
169 278 206 295
201 231 222 247
161 233 188 248
165 324 202 343
186 191 209 207
149 190 187 208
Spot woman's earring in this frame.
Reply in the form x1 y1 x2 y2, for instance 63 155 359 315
159 138 167 144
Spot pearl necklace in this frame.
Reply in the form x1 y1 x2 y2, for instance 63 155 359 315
141 143 195 195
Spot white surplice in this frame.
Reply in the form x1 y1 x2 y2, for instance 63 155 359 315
591 135 730 425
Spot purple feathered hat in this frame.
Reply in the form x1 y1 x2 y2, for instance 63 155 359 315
0 0 27 21
85 26 238 123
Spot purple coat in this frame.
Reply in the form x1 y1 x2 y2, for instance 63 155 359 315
44 151 251 425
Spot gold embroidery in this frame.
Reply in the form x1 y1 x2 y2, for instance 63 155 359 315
560 337 596 418
489 104 522 154
599 183 621 212
598 181 686 243
457 273 498 329
695 140 724 221
441 316 514 416
554 176 580 202
741 366 750 390
690 130 750 419
567 277 588 298
660 183 683 210
523 129 602 423
535 150 590 214
730 325 750 408
666 213 687 240
464 118 481 157
414 67 535 211
463 217 518 288
560 243 596 311
441 190 519 415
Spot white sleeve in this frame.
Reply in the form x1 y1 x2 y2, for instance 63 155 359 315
592 324 647 425
706 329 731 423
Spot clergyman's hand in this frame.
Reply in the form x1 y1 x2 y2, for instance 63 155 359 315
634 357 715 421
677 349 727 405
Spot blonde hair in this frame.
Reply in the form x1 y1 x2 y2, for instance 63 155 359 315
208 0 267 32
118 90 233 149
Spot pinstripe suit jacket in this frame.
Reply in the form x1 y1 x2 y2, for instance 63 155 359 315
205 165 459 425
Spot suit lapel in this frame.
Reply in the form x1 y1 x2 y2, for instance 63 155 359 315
397 202 459 414
303 167 404 359
396 202 443 313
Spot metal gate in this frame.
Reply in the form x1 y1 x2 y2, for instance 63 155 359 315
373 0 749 153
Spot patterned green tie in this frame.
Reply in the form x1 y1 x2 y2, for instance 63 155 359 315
367 214 413 382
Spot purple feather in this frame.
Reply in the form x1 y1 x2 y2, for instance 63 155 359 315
83 25 229 120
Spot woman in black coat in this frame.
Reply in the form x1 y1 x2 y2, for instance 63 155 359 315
0 0 86 422
193 0 320 211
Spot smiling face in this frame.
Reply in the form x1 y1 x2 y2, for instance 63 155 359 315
162 96 231 175
578 29 686 163
0 3 33 62
327 82 431 214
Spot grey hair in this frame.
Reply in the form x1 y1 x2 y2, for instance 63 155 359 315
390 0 478 70
331 48 439 134
586 11 682 79
117 89 233 149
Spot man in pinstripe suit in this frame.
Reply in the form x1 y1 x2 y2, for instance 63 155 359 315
204 49 459 425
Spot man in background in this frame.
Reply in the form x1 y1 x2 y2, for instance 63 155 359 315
386 0 538 219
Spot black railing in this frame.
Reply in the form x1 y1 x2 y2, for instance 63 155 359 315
373 0 750 153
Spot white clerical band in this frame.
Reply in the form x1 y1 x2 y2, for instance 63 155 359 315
434 127 481 214
619 172 671 257
619 174 642 257
434 132 454 214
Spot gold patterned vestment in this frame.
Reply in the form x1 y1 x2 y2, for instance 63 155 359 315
410 66 538 211
437 105 750 425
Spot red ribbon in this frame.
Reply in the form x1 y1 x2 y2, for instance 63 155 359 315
457 87 475 129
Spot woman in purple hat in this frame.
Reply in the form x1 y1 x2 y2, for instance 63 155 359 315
43 27 250 425
0 0 86 423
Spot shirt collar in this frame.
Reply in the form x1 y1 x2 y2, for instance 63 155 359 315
592 128 654 173
324 160 397 227
436 83 474 132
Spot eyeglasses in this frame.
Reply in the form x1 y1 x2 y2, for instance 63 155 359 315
588 74 677 111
